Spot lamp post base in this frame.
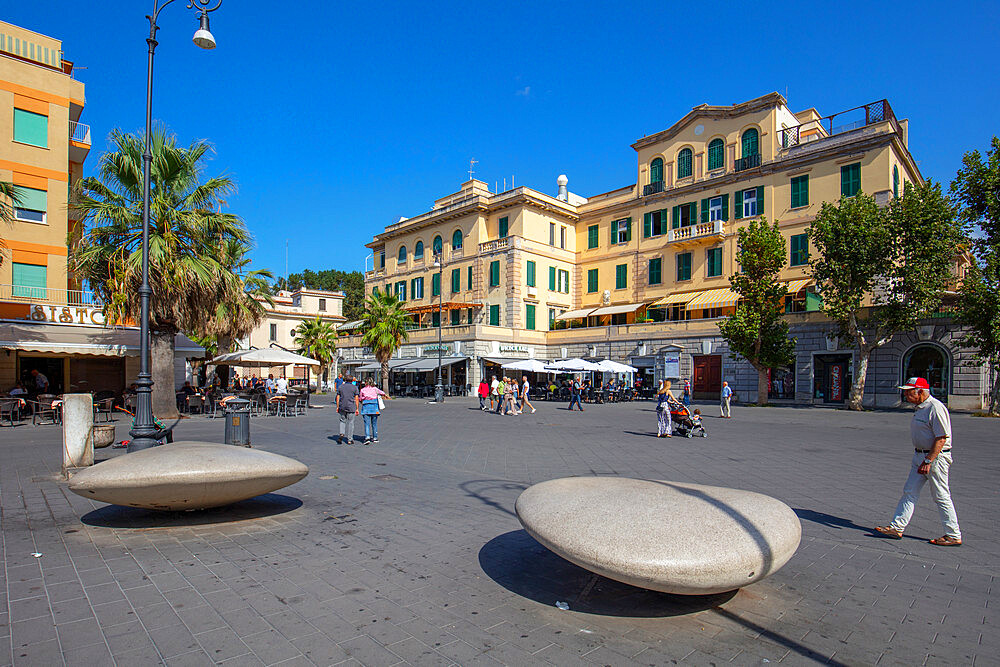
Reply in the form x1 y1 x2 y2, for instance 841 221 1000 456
434 384 444 403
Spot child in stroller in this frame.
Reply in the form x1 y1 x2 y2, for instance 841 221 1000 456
669 404 708 438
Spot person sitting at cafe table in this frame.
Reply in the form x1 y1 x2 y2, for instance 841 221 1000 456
9 381 27 397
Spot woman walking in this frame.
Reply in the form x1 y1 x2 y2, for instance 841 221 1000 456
656 380 677 437
520 375 536 414
359 379 391 445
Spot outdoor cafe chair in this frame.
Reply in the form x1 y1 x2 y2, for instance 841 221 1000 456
1 398 24 426
93 397 116 423
292 397 307 416
30 394 60 426
187 395 204 415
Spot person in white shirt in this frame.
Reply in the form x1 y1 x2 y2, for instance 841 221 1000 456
489 375 499 412
275 377 288 395
520 376 536 414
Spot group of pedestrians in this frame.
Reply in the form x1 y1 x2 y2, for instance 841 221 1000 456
334 374 391 445
477 375 536 415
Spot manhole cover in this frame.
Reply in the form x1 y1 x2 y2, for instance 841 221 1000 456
370 474 406 481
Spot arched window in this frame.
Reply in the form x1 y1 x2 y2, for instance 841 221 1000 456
893 165 899 198
649 157 663 184
397 245 407 263
677 148 692 179
741 128 759 158
707 139 725 171
452 229 463 250
432 235 442 255
902 344 949 402
413 240 424 259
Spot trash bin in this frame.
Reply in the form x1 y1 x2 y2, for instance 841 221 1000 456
224 398 251 447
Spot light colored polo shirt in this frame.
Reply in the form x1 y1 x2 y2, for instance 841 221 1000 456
911 395 951 450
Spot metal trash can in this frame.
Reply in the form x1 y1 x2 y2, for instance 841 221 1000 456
223 398 251 447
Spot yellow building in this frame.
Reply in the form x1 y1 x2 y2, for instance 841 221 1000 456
342 93 983 409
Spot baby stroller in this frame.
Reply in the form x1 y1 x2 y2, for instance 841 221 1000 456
669 404 707 438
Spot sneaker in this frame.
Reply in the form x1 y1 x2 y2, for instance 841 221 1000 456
929 535 962 547
531 408 536 413
363 439 371 446
373 438 379 444
874 525 903 539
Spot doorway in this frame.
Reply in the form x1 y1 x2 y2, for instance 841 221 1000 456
902 344 949 403
813 354 852 404
693 354 721 399
18 356 65 395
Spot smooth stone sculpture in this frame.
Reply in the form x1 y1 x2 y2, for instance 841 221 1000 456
515 477 801 595
68 441 309 511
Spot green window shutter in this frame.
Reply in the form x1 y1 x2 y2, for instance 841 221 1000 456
625 218 632 242
707 139 724 170
791 175 809 208
468 307 474 323
409 278 415 296
526 304 535 330
432 273 441 296
721 194 729 221
841 163 861 197
467 265 472 290
648 258 661 285
489 304 500 326
741 128 758 158
791 233 809 266
451 309 460 325
650 158 663 183
11 262 47 298
548 266 556 290
526 260 536 287
499 216 509 238
893 166 899 198
451 268 461 292
707 248 722 277
489 260 500 287
13 109 47 148
734 190 744 219
701 198 710 223
588 225 599 249
432 311 440 327
401 281 407 301
643 212 652 238
587 269 598 293
671 205 680 229
756 186 765 215
677 253 692 281
615 264 627 289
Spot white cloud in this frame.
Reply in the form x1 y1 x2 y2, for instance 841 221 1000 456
515 86 531 97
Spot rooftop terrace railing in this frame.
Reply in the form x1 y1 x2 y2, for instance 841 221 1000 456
779 99 900 149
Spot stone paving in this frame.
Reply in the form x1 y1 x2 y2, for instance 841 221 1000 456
1 395 997 666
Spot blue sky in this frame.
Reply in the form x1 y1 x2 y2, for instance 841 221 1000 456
8 1 1000 277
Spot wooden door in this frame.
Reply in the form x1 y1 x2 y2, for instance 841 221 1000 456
693 355 721 398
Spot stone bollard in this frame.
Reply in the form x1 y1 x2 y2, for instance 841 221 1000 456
62 393 94 476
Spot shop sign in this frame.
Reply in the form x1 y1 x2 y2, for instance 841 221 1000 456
831 364 843 401
29 304 106 326
423 344 451 355
499 344 529 354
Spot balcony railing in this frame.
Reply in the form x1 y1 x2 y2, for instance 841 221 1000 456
364 269 384 280
69 121 91 145
733 153 761 172
0 284 102 307
779 99 899 149
479 237 510 253
642 180 666 196
667 220 723 243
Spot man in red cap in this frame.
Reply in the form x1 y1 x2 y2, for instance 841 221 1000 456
875 377 962 546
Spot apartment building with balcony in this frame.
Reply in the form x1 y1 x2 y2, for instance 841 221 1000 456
339 93 986 409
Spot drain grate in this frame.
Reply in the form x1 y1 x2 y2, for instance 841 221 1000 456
370 474 406 481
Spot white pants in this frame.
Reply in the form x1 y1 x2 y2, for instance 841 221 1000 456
889 450 961 539
720 396 731 417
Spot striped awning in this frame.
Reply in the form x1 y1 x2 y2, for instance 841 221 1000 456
555 308 597 320
406 302 478 315
589 302 645 317
784 279 812 294
685 287 740 309
649 292 697 307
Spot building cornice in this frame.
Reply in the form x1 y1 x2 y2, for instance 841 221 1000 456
631 92 787 151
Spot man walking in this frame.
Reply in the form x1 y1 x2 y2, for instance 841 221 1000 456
489 375 499 412
568 375 585 411
521 375 536 414
875 377 962 546
720 381 732 418
335 374 360 445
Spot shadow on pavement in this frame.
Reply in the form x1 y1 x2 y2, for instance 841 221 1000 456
80 493 303 529
478 530 736 617
458 479 528 518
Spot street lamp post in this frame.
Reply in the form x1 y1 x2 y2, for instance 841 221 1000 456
129 0 222 453
433 255 444 403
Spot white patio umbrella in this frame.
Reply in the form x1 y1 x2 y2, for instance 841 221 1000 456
210 348 320 367
501 359 551 373
594 359 638 373
545 358 603 372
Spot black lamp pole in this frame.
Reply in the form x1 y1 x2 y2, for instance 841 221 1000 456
129 0 222 453
434 254 444 403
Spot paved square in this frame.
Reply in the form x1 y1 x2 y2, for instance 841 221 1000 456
1 396 997 665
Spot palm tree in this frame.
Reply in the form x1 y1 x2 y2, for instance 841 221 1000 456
70 126 250 419
360 292 410 392
294 317 337 390
0 181 24 267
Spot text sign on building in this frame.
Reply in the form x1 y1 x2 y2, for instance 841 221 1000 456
663 352 681 379
29 304 106 326
423 344 451 355
499 344 529 355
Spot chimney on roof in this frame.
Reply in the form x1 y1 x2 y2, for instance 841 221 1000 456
556 174 568 202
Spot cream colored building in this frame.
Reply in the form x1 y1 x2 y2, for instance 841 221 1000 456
339 93 985 409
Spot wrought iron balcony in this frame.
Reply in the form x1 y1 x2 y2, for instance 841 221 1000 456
643 180 666 196
1 283 102 307
779 99 900 149
733 153 761 172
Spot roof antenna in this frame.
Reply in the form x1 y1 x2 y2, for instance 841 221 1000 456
468 158 477 181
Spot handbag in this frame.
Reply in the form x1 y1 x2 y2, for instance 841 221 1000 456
377 396 385 410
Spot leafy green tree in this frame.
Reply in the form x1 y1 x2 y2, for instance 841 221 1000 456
71 127 250 418
275 269 365 320
0 181 24 267
360 292 410 392
718 218 795 405
951 136 1000 414
809 184 961 410
294 316 338 389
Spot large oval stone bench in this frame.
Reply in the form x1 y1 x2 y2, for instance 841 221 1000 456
515 477 801 595
68 441 309 511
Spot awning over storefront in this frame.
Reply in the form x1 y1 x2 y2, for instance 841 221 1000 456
481 356 529 365
783 279 812 294
555 308 596 320
685 287 740 309
407 302 478 315
0 322 203 357
588 302 645 317
357 358 415 372
401 356 468 372
649 292 697 307
337 320 364 332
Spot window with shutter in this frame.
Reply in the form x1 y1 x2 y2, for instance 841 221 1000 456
548 266 556 290
451 268 461 292
526 260 536 287
414 241 424 259
741 128 759 158
841 163 861 197
791 175 809 208
558 269 570 293
549 223 556 246
790 234 809 266
467 266 472 290
650 158 663 183
489 261 500 287
432 273 441 296
398 246 407 263
701 198 710 223
892 166 899 198
707 138 724 170
708 197 723 221
677 148 693 178
742 188 758 217
413 277 424 298
451 309 460 325
498 217 508 238
706 248 722 277
432 311 440 327
489 305 500 326
12 186 47 223
452 229 463 249
587 225 599 249
648 258 662 285
11 262 46 298
615 264 627 289
525 304 536 330
676 253 692 281
13 109 47 148
587 269 598 293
